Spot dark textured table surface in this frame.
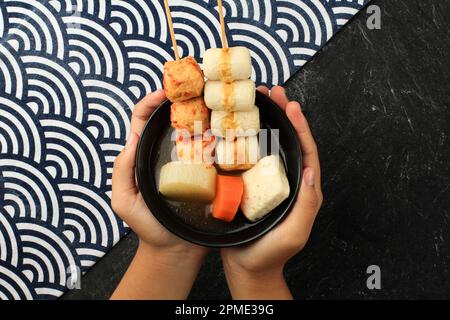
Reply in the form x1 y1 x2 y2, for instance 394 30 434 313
62 0 450 300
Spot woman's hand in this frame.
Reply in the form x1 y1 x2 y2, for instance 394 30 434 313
221 86 323 300
111 91 208 299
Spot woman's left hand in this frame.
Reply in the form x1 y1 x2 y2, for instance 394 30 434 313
111 90 208 299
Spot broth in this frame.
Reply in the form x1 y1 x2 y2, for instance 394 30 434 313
153 125 287 234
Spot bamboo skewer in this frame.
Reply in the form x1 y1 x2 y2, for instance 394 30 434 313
164 0 180 61
217 0 228 49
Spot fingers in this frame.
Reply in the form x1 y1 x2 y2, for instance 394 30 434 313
282 167 321 248
257 86 270 96
257 85 289 111
112 132 139 214
131 90 166 135
270 86 290 111
285 102 321 186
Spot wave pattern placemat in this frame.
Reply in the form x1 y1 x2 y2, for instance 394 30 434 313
0 0 370 300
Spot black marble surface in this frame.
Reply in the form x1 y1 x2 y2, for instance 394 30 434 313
62 0 450 300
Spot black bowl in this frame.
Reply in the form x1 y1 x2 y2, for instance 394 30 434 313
136 91 301 247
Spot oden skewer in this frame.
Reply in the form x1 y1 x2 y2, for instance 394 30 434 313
164 0 180 61
162 0 205 103
217 0 228 50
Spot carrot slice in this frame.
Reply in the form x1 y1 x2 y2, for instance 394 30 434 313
212 175 244 222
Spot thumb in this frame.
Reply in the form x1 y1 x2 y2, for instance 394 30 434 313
112 132 139 200
297 167 320 214
282 167 320 244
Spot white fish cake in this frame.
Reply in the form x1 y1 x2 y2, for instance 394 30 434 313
202 47 252 81
216 136 259 171
241 155 290 221
211 106 260 139
204 80 256 112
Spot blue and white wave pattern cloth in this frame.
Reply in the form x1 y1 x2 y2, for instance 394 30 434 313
0 0 370 300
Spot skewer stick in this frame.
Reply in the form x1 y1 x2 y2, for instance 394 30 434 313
164 0 180 60
217 0 228 49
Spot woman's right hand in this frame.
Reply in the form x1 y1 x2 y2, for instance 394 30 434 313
221 86 323 299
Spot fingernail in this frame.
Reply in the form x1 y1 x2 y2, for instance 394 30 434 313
305 167 315 186
125 132 137 149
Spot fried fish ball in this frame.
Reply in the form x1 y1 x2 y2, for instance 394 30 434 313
175 131 216 164
203 47 252 82
163 56 205 102
170 97 210 135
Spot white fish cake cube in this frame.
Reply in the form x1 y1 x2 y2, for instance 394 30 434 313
241 155 290 221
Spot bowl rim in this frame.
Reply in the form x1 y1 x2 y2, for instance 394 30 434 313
136 91 302 247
